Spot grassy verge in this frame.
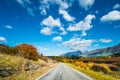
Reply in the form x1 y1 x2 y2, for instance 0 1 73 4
32 63 57 80
0 53 57 80
67 63 119 80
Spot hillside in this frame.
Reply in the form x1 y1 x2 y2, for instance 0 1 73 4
60 43 120 57
60 50 82 57
0 44 56 80
82 43 120 57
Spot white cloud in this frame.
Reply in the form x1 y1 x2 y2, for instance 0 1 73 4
54 0 70 9
51 0 69 9
100 39 112 43
39 0 69 15
81 31 87 36
39 0 49 15
113 3 120 9
67 14 95 36
0 36 6 42
40 16 67 35
39 7 47 15
100 10 120 22
5 25 13 29
52 36 62 42
59 27 67 35
59 9 75 21
41 16 61 27
59 1 69 9
62 38 93 51
38 46 47 51
79 0 95 10
40 27 52 35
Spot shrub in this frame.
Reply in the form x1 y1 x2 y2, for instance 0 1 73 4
109 65 118 71
74 61 87 69
0 44 18 55
87 62 95 69
15 44 39 61
91 64 111 74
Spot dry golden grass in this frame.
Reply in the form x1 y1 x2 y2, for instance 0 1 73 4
0 53 57 80
68 63 119 80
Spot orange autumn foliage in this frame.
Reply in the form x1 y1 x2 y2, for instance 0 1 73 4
15 44 39 61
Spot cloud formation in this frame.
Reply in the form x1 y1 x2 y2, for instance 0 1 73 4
59 9 75 21
39 0 70 15
40 27 52 35
62 38 93 51
52 36 62 42
67 14 95 36
100 10 120 22
79 0 95 10
0 36 6 42
100 39 112 43
41 16 61 27
40 16 66 35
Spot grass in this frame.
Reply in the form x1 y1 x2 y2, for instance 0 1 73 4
108 71 120 79
0 53 57 80
67 63 120 80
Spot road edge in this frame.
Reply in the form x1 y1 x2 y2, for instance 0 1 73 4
66 63 95 80
35 64 58 80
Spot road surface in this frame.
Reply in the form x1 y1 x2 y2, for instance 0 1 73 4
36 63 94 80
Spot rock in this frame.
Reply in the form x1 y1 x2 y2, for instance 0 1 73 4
24 62 39 71
0 65 16 78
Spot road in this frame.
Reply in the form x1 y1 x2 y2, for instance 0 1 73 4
36 63 94 80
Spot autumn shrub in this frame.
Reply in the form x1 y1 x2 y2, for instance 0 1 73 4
109 64 118 71
87 62 95 69
0 44 18 55
68 59 74 63
91 64 111 74
62 59 68 63
74 61 87 69
15 44 39 61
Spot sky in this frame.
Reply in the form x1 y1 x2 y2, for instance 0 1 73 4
0 0 120 56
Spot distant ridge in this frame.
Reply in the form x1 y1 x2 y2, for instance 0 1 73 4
60 43 120 57
82 43 120 57
60 50 82 57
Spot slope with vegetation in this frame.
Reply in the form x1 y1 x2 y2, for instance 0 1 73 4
0 44 56 80
60 43 120 57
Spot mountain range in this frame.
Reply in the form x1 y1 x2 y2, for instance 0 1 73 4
61 43 120 57
60 50 82 57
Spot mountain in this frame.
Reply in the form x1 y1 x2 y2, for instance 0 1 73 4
60 43 120 57
60 50 82 57
82 43 120 57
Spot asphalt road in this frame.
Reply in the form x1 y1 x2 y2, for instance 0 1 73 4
36 63 94 80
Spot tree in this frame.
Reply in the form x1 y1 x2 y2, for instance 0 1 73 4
15 44 39 61
0 44 18 55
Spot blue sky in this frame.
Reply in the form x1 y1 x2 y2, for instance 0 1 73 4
0 0 120 56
